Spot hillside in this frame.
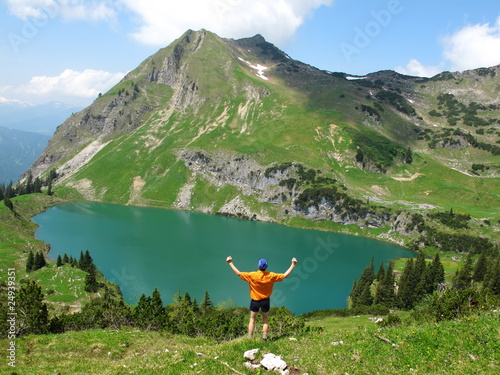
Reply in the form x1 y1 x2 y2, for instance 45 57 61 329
4 311 499 374
23 29 500 249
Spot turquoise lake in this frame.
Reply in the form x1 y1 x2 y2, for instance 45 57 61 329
32 202 415 314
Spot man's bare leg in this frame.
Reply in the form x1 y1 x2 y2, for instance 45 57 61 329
262 312 269 340
248 311 257 337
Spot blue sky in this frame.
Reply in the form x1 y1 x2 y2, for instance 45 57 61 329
1 0 499 107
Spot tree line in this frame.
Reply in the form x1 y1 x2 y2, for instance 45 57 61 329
350 248 499 314
2 249 304 340
1 169 57 210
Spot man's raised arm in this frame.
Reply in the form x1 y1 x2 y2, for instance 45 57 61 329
226 256 241 276
284 257 298 278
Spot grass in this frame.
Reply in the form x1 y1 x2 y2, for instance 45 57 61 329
2 311 498 374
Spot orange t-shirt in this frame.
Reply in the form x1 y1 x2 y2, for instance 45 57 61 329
239 270 285 301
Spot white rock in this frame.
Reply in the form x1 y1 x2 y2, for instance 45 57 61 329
260 353 287 371
244 361 261 369
243 348 259 361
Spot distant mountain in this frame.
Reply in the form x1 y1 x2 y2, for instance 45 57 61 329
24 29 499 248
0 101 82 136
0 126 50 184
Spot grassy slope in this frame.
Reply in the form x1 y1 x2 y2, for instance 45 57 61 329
2 312 498 374
0 195 111 316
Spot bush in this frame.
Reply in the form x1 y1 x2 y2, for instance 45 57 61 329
197 308 246 340
411 287 488 322
268 306 305 337
378 313 401 328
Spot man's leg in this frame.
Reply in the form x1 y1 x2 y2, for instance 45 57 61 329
261 312 269 340
248 311 257 336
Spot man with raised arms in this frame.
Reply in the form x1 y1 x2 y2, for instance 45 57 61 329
226 256 298 340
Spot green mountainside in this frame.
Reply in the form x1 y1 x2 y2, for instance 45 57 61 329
25 29 500 248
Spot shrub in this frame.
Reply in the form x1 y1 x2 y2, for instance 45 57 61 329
268 306 305 337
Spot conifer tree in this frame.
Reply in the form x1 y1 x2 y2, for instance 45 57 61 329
56 255 62 267
183 291 192 307
201 290 214 312
397 258 416 309
17 280 49 335
34 251 46 271
484 258 500 295
452 253 473 290
350 258 376 308
374 261 396 307
151 288 167 330
62 253 69 264
134 294 153 330
26 251 34 272
376 262 385 282
84 264 99 293
413 252 428 302
358 283 373 306
472 251 488 282
430 252 445 289
349 279 359 307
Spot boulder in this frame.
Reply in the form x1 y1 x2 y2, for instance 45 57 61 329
260 353 287 371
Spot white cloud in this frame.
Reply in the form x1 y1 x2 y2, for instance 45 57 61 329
442 16 500 71
20 69 124 99
120 0 333 47
396 17 500 77
5 0 116 22
395 59 441 78
0 96 32 106
6 0 333 46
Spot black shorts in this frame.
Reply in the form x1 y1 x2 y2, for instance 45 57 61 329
250 298 270 313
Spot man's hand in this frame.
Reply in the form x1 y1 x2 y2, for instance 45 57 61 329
226 256 233 263
292 257 298 264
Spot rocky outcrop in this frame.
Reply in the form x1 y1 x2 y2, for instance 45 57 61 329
176 148 396 230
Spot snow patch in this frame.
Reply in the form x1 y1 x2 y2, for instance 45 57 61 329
238 57 269 80
346 76 367 80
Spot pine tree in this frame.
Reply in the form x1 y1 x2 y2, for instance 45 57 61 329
26 251 34 272
374 262 396 307
201 290 214 312
413 252 428 302
349 279 359 307
56 255 62 267
472 251 488 282
33 251 46 271
484 258 500 295
376 262 385 282
47 180 53 196
397 258 416 309
452 254 474 290
134 294 153 330
84 264 99 293
404 147 413 164
430 252 445 290
358 282 373 306
151 288 167 330
4 196 14 211
62 253 69 264
17 280 49 335
350 258 376 308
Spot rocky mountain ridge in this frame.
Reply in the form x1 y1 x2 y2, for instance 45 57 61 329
23 29 500 248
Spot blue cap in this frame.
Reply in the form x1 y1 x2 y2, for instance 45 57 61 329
258 258 268 270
